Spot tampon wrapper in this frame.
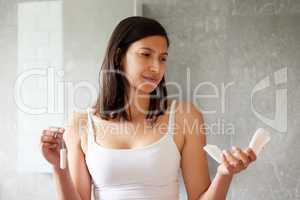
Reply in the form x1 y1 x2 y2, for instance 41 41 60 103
204 128 271 163
203 144 222 163
249 128 271 155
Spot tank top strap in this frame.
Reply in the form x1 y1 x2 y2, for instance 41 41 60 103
167 100 177 137
86 107 96 146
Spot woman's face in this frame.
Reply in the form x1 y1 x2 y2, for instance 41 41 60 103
121 35 168 94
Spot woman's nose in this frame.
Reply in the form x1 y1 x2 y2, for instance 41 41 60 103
149 59 160 72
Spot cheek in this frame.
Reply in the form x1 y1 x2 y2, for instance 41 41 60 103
123 62 145 84
122 55 166 90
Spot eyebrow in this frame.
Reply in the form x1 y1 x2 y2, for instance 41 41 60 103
139 47 168 56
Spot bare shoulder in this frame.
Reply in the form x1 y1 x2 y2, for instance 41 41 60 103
65 111 88 137
175 100 206 145
176 101 204 131
176 101 202 116
64 111 89 154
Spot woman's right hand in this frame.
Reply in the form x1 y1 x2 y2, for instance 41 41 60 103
40 127 66 169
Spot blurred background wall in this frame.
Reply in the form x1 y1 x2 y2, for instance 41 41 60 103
0 0 299 199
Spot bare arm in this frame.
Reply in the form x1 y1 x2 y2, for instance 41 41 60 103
178 102 211 200
198 173 233 200
199 146 256 200
179 102 257 200
53 112 92 200
53 165 84 200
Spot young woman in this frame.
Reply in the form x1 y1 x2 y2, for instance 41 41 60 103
40 16 257 200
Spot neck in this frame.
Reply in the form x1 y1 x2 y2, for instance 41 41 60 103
125 87 150 121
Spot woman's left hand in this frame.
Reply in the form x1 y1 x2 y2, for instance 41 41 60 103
217 146 257 177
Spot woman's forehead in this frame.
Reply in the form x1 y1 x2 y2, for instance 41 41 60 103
130 36 168 52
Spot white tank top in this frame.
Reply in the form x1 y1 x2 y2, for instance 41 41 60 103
85 100 181 200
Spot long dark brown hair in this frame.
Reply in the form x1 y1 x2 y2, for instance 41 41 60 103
93 16 170 125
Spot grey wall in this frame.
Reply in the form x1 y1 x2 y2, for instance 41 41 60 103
142 0 300 199
1 0 300 200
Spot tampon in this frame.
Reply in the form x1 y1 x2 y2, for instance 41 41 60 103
60 139 67 169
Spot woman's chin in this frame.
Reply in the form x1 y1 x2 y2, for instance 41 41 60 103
137 85 158 94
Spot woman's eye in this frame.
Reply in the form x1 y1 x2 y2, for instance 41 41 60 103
141 53 150 57
160 57 167 62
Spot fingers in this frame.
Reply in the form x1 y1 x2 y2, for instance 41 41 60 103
221 153 233 172
48 127 65 138
41 142 59 149
232 146 250 168
220 146 257 176
41 135 59 144
222 149 241 167
42 128 65 138
245 147 257 162
224 146 257 167
40 127 65 148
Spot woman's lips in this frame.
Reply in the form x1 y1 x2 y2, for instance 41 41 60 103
142 76 158 84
